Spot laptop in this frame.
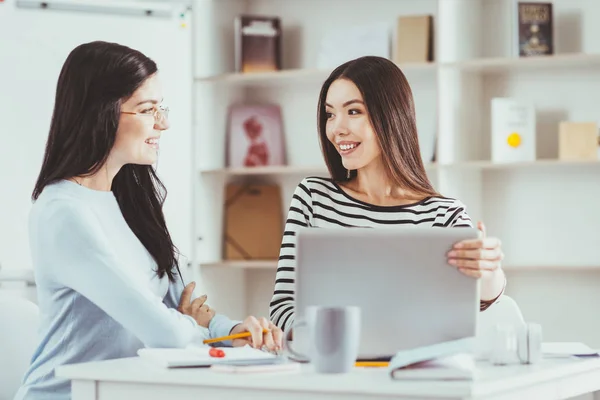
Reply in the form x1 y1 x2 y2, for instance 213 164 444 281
294 226 480 360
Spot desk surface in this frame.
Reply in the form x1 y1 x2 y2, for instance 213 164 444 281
57 356 600 399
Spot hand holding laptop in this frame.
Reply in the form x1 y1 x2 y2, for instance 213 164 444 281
447 221 503 279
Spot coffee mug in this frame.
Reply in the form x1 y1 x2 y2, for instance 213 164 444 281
284 305 361 373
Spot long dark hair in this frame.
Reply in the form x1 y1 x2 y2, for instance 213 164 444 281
32 41 181 282
317 56 439 197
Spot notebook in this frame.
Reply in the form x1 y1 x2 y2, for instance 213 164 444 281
388 339 477 381
390 353 476 381
137 345 279 368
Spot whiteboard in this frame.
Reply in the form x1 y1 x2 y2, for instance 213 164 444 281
0 0 194 273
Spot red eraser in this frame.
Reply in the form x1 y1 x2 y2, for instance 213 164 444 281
209 348 225 358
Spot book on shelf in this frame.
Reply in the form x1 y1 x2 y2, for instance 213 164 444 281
516 2 553 57
225 103 286 168
316 23 389 69
235 15 282 73
394 15 434 64
491 98 536 163
223 184 283 261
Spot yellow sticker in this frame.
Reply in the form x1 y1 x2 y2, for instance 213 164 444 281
507 132 521 148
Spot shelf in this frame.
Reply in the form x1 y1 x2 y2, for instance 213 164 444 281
195 68 328 85
200 260 278 269
200 160 599 177
194 62 437 85
442 159 600 170
195 54 600 84
200 165 329 177
200 163 438 176
448 53 600 73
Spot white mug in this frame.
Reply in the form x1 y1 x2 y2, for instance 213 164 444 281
284 306 361 374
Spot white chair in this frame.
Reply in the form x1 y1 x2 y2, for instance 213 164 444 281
475 295 526 360
0 295 39 400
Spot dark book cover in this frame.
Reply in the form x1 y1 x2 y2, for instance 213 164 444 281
235 15 282 73
517 2 553 57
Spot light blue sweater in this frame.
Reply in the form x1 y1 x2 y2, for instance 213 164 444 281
15 180 240 400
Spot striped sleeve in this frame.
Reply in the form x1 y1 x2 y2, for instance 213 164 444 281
269 180 313 332
446 200 473 228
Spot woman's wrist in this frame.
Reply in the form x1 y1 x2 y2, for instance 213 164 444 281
480 267 506 302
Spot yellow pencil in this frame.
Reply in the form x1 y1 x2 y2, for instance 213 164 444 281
203 328 270 345
354 361 390 368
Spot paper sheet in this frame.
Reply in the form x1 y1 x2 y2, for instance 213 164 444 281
542 342 599 357
137 344 276 368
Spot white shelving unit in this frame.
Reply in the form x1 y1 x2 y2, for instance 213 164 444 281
190 0 600 348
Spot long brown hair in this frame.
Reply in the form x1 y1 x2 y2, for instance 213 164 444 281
32 41 182 283
317 56 439 197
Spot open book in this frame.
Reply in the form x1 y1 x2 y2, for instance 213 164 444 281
137 345 278 368
390 353 476 380
388 338 477 381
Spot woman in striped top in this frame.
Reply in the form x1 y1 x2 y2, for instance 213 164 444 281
269 56 506 332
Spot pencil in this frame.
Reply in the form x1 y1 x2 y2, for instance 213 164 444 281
203 328 270 345
354 361 390 368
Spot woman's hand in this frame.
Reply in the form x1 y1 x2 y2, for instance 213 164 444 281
177 282 216 328
447 221 503 279
230 316 283 351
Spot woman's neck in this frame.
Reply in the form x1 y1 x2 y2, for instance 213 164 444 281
71 159 121 192
344 159 425 206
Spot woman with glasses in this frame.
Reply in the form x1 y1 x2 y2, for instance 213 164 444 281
15 41 282 400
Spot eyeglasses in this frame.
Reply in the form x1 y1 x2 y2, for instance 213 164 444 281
121 105 169 125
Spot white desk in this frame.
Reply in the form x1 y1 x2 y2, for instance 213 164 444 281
57 356 600 400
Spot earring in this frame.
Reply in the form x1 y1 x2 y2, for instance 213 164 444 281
346 169 351 179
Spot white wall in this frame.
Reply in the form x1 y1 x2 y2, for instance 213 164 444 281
0 0 193 279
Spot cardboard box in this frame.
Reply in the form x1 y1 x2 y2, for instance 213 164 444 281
394 15 433 64
558 122 598 161
223 184 283 260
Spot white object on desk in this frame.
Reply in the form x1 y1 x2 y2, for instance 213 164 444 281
475 295 526 360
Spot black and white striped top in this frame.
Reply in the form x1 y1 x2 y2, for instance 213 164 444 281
269 176 480 332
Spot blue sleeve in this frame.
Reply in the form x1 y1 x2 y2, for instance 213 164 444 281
163 275 241 347
42 201 209 348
